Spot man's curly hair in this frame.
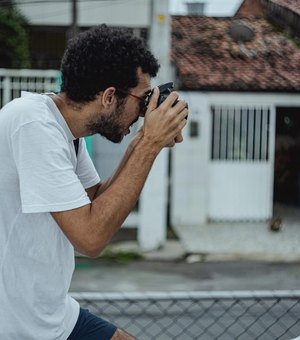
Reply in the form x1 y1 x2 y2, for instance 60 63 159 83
60 24 160 103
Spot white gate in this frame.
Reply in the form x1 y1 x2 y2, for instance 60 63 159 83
209 105 275 221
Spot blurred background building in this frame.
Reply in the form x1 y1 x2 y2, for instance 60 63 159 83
1 0 300 259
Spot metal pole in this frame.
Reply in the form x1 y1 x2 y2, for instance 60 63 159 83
71 0 79 38
67 0 79 40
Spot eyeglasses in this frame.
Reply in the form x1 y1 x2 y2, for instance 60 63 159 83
117 89 152 115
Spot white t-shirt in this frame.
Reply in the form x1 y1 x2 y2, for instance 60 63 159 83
0 92 100 339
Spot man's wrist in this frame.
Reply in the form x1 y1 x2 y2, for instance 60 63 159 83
137 135 161 159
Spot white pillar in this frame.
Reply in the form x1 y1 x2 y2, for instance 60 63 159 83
138 149 169 250
138 0 171 250
149 0 172 83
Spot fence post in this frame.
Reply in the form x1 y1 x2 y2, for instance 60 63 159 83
3 75 11 106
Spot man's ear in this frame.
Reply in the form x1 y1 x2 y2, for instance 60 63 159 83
101 87 116 108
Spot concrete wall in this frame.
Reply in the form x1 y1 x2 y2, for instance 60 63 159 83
171 91 211 226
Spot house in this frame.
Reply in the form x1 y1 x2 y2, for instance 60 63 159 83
13 0 243 69
4 0 300 255
14 0 151 69
169 11 300 256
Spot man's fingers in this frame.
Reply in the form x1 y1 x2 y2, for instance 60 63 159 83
159 91 179 109
165 133 183 148
142 88 188 150
174 132 183 143
166 141 176 148
146 87 159 113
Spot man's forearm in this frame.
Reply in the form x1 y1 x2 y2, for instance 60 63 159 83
86 137 160 255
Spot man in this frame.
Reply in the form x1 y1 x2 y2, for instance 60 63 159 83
0 25 188 339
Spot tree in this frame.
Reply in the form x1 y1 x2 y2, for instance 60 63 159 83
0 4 31 68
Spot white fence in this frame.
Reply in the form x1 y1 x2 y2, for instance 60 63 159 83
0 68 168 250
0 68 60 107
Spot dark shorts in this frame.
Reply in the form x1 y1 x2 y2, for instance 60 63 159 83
67 308 117 340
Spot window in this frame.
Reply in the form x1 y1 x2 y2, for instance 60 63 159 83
211 106 270 161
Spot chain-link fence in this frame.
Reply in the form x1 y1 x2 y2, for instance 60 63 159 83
70 291 300 340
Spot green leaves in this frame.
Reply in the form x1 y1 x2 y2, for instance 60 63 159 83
0 5 31 68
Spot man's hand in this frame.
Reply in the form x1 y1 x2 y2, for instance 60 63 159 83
143 87 188 150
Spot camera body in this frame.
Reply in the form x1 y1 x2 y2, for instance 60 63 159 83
144 82 178 109
157 82 177 106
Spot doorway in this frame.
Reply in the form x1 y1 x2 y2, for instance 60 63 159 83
208 105 274 221
274 107 300 207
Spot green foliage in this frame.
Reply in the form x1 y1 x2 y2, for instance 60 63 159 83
101 249 143 264
0 5 31 68
266 16 300 50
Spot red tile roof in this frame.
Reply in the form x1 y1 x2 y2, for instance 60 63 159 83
171 16 300 92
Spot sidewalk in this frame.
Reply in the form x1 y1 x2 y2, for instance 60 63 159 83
99 220 300 263
173 221 300 262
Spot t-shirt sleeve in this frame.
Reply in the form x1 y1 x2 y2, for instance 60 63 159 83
12 120 92 213
76 138 100 189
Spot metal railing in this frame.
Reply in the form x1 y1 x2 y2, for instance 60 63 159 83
0 68 59 107
71 291 300 340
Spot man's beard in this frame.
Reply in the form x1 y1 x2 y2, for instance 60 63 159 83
86 97 127 143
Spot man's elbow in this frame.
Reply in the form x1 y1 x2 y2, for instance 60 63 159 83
76 239 108 258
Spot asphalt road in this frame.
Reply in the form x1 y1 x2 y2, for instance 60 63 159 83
70 258 300 292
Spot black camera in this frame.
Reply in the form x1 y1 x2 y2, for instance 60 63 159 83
144 82 178 109
157 82 178 106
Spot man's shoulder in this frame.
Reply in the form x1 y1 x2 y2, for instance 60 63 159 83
3 92 47 113
1 92 57 129
16 91 49 112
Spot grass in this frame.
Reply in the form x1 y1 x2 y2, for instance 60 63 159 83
100 248 144 264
